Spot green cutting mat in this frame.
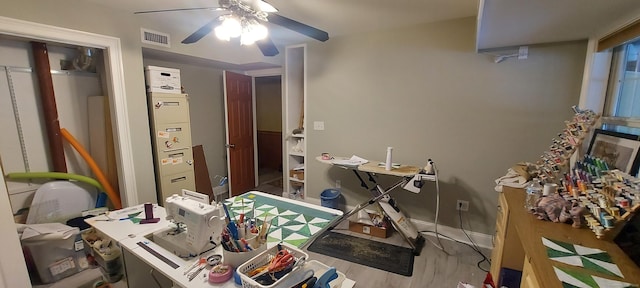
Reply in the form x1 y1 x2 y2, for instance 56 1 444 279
224 193 341 247
553 266 637 288
543 237 623 278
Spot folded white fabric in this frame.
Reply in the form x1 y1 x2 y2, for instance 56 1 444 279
494 168 528 192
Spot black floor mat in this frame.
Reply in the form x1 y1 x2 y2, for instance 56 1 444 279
307 231 414 276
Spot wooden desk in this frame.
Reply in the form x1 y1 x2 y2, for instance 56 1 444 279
491 187 640 287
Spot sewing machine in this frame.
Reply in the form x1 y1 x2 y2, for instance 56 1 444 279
152 194 224 258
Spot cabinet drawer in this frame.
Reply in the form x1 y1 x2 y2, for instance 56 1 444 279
496 193 509 234
157 148 194 176
150 94 190 124
521 255 540 288
490 233 504 284
495 207 505 237
158 170 196 204
153 122 192 153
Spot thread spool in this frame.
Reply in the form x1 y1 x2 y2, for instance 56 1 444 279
598 197 608 208
603 216 615 228
619 198 630 208
610 207 620 218
385 147 393 171
594 225 605 236
543 183 558 196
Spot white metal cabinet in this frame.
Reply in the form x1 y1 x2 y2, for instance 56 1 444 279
148 92 195 204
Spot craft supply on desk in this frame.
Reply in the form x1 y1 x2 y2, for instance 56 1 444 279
238 243 309 288
221 213 267 268
208 264 233 283
385 146 393 171
187 261 206 281
140 202 160 224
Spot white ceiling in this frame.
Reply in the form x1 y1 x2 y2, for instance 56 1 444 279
87 0 478 47
477 0 640 51
86 0 640 54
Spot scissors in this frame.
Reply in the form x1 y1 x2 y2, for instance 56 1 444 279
250 250 295 280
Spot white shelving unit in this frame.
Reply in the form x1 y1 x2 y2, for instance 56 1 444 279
283 45 306 198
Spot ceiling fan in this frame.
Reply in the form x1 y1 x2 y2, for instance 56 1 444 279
135 0 329 56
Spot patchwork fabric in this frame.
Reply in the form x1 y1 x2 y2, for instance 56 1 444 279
543 237 623 278
553 266 637 288
224 192 341 247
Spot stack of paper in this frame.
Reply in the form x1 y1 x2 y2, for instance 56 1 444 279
331 155 368 167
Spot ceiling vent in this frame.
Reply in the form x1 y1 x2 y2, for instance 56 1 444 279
141 28 170 48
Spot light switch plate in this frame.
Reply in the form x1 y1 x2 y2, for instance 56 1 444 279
313 121 325 130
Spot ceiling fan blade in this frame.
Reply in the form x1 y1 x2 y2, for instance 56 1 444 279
267 14 329 42
181 19 219 44
134 7 222 14
256 37 279 56
256 0 278 13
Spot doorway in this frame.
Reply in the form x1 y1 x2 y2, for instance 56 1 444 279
255 75 283 195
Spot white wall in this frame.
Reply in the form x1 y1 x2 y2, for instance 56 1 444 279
306 17 587 234
0 162 30 288
0 0 160 204
0 39 103 213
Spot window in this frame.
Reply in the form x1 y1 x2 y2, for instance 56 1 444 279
603 38 640 135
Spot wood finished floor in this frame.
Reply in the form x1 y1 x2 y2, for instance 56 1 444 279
304 228 491 288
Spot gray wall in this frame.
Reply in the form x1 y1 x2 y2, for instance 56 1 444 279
0 0 285 205
1 1 587 235
256 78 283 132
306 17 587 234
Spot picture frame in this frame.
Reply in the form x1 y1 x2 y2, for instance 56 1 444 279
586 129 640 176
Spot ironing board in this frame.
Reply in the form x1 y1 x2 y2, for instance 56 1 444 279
316 156 431 255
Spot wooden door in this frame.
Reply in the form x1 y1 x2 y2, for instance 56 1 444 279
224 71 255 196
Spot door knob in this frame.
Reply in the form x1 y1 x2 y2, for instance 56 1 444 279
226 144 235 148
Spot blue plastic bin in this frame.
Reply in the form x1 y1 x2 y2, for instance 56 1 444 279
320 189 341 209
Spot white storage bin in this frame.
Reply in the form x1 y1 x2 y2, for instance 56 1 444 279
145 65 181 94
237 243 308 288
22 227 89 284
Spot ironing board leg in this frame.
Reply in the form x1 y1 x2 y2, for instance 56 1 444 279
302 178 408 249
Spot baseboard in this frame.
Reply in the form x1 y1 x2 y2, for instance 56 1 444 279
304 196 493 249
410 218 493 249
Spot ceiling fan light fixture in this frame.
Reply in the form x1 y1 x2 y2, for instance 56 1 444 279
219 16 242 38
214 25 231 41
216 15 268 45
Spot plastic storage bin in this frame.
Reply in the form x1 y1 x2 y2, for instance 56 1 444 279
237 243 308 288
81 229 123 282
320 189 341 209
22 227 88 284
212 175 229 202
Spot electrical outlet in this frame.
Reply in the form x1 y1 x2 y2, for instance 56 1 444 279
457 200 469 211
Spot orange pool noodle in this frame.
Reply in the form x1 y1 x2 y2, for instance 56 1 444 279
60 128 122 209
